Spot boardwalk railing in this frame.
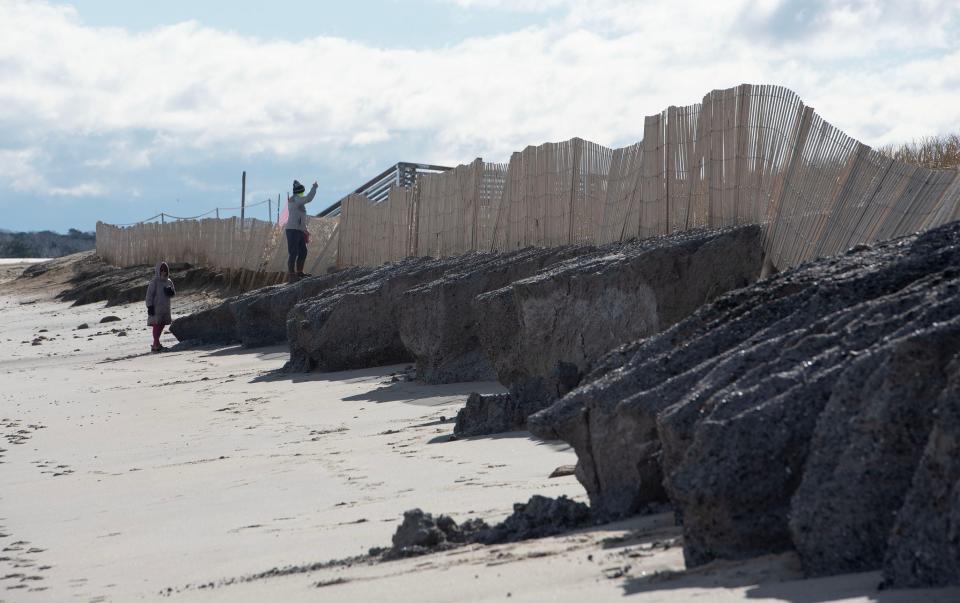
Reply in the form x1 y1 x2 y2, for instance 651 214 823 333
99 84 960 275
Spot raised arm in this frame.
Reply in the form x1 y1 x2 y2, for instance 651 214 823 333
293 182 318 208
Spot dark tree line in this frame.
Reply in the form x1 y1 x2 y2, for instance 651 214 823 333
0 229 95 258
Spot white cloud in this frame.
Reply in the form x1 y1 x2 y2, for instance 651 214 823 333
49 182 105 197
0 147 104 196
349 128 391 146
82 139 153 170
0 0 958 186
0 148 44 190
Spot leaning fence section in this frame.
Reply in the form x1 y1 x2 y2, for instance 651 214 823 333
98 83 960 277
337 188 415 268
333 83 959 271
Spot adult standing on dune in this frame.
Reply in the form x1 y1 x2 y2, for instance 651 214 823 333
285 179 318 283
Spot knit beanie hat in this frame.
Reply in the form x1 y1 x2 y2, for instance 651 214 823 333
292 180 305 195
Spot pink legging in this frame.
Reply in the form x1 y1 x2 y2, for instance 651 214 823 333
152 324 164 345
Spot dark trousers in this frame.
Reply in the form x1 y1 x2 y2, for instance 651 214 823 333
285 229 308 272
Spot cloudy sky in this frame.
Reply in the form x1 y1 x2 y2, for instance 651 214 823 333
1 0 958 233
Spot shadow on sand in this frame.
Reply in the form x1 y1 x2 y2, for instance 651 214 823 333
619 551 960 602
251 362 412 385
251 361 507 403
426 429 572 453
198 343 288 359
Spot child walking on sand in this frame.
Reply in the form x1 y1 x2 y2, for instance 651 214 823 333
146 261 175 352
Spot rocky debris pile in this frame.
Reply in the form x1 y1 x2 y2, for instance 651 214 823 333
475 495 592 544
386 365 417 383
384 509 488 559
457 225 762 436
169 267 372 346
453 392 518 438
382 496 591 559
398 246 591 383
285 253 536 373
529 220 960 588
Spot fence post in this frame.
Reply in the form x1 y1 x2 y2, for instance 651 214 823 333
471 159 481 250
734 84 751 226
240 171 246 223
666 107 676 233
568 137 583 244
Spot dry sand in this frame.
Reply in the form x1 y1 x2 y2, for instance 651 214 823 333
0 260 48 286
1 265 959 602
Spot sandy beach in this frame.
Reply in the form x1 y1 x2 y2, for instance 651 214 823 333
0 260 48 286
2 269 959 602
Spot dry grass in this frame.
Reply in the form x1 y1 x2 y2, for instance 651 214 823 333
879 134 960 169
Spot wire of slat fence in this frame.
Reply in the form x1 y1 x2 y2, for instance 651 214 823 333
98 84 960 278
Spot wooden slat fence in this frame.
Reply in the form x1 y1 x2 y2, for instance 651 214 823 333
97 217 340 279
335 83 959 270
98 83 960 276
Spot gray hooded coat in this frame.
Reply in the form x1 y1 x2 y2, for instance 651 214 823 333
145 261 175 326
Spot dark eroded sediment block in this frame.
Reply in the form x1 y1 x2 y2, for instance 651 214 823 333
231 267 373 348
399 246 591 384
170 267 374 347
471 225 762 435
286 253 521 373
530 220 960 588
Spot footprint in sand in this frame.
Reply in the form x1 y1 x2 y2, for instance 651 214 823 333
0 530 50 590
0 419 45 446
31 459 75 477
